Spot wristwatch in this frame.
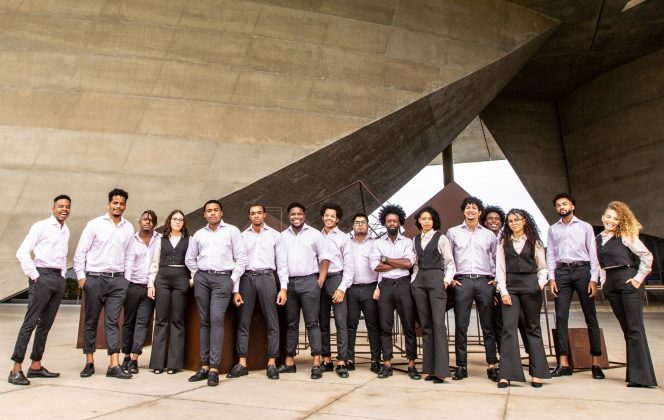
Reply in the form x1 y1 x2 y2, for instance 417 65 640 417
380 256 387 263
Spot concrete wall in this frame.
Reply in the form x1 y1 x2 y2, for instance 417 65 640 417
0 0 556 297
558 48 664 237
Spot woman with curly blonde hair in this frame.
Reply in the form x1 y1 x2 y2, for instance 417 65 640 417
596 201 656 387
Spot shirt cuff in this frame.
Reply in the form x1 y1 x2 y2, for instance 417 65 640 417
28 270 40 281
75 270 86 280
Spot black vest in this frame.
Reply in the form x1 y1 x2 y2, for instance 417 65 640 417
596 235 637 268
415 231 443 270
159 236 189 267
505 240 536 273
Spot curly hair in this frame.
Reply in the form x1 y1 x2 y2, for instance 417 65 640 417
379 204 406 226
500 208 542 251
460 196 485 213
479 205 505 226
163 210 189 238
605 201 642 241
414 206 441 231
320 202 343 219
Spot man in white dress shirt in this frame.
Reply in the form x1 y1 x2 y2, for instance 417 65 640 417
74 188 135 380
9 194 71 386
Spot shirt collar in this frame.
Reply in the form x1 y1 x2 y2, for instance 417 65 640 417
510 234 528 243
382 233 405 242
134 230 161 242
460 221 486 231
421 229 436 239
287 223 311 235
556 215 580 225
102 213 128 226
245 223 271 233
351 233 372 244
204 220 227 232
48 214 66 228
322 226 342 236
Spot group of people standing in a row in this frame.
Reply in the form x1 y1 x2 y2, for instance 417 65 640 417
8 189 657 390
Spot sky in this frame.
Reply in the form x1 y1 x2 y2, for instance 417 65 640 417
377 160 551 245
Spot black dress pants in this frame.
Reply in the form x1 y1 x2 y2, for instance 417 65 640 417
500 273 551 382
378 276 417 361
149 266 189 370
236 272 280 359
285 274 322 357
453 277 498 366
11 268 65 363
320 273 349 360
603 267 657 386
494 296 530 355
122 282 154 356
194 271 233 369
82 274 128 355
553 265 602 358
411 269 451 378
347 282 381 362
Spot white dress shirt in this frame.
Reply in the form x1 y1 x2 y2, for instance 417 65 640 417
242 223 289 290
546 216 600 282
369 233 416 282
412 230 456 285
281 223 331 277
185 221 248 292
322 226 354 292
16 215 70 280
446 222 497 276
73 214 135 280
598 232 653 284
129 231 161 285
495 235 548 296
350 234 379 285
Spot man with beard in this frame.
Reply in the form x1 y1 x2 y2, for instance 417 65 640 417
447 196 499 382
370 204 420 380
10 195 71 385
74 188 135 379
277 202 331 380
547 193 604 379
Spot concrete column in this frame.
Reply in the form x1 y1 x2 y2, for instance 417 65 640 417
443 144 454 186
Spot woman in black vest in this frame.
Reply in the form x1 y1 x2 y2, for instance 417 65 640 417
148 210 191 374
597 201 656 387
411 206 456 383
495 209 550 388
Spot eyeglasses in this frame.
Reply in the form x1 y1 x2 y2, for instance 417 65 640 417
353 220 368 225
507 218 524 224
172 218 184 223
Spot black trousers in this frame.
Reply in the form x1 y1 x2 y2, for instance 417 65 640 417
411 270 451 378
603 267 657 386
453 277 498 366
236 272 280 359
553 265 602 357
149 266 189 370
285 274 322 357
320 273 349 360
500 273 551 382
11 268 65 363
83 274 128 355
494 296 530 354
378 276 417 361
347 282 381 362
122 282 154 356
194 271 232 369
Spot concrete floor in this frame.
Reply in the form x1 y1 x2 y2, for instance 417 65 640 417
1 304 663 419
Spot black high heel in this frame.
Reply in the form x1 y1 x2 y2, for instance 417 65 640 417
497 379 510 388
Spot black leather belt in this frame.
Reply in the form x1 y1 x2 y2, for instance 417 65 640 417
129 282 148 288
87 271 124 278
556 261 590 269
37 267 62 275
204 270 232 275
290 273 317 281
327 271 342 277
455 274 491 279
245 269 273 275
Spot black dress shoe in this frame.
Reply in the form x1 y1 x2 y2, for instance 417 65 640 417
188 368 209 382
346 360 355 371
321 362 334 372
266 364 279 380
432 376 445 384
408 366 421 380
531 381 543 388
8 371 30 385
106 365 132 379
452 366 468 381
127 360 139 374
497 380 510 389
121 356 130 372
311 365 323 380
207 371 219 386
167 369 178 375
80 363 95 378
27 366 60 378
226 363 249 379
591 365 605 380
370 361 382 373
277 364 296 374
487 367 499 382
377 365 393 379
550 364 572 377
424 375 435 381
335 364 349 378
